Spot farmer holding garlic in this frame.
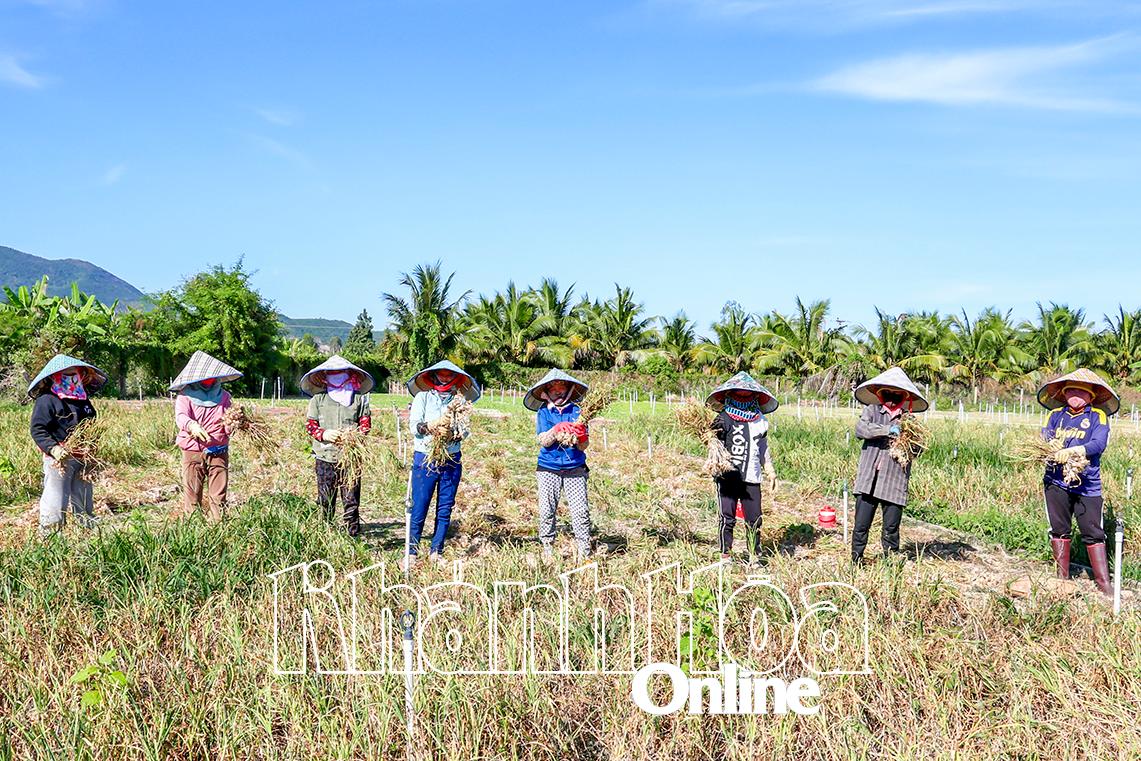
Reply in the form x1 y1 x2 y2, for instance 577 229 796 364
170 351 243 522
301 355 374 537
405 360 480 567
28 354 108 535
1036 368 1117 595
524 369 594 561
851 367 928 563
705 372 779 564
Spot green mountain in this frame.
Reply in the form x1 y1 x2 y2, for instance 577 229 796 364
1 245 148 305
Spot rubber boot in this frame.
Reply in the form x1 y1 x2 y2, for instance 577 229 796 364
1085 542 1112 597
1050 537 1071 579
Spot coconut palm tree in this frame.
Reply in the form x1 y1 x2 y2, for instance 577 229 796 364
1019 303 1095 375
1097 307 1141 383
694 304 754 374
852 309 948 384
948 308 1030 402
381 262 470 370
577 285 657 369
752 298 848 378
658 312 698 372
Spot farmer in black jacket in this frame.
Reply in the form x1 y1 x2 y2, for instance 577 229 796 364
706 372 779 565
851 367 928 563
27 354 109 536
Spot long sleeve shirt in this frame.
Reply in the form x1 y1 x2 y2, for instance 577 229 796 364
853 404 910 506
174 391 232 452
535 402 588 473
30 394 96 454
712 410 772 485
409 390 466 456
1042 406 1110 496
306 392 371 464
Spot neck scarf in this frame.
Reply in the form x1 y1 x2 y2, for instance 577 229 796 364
724 396 762 422
326 371 358 407
184 380 225 407
51 371 87 401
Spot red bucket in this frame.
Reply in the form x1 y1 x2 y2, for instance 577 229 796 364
818 505 837 529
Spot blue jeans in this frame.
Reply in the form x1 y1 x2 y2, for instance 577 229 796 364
409 451 462 555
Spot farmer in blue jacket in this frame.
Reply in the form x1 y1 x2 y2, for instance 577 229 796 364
524 369 592 562
1036 368 1118 596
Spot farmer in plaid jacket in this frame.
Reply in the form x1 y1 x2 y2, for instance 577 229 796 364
850 367 928 563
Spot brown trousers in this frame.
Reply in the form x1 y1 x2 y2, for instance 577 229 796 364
181 449 229 521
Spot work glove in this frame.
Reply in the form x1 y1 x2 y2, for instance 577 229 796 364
50 444 69 463
551 421 576 435
187 421 209 442
321 429 343 444
416 422 429 436
1052 445 1085 464
764 462 778 493
888 425 901 437
571 422 588 445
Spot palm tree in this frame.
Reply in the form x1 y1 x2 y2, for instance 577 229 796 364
381 262 470 370
694 304 754 374
1019 303 1095 375
658 312 698 372
852 309 947 384
578 285 657 369
752 298 848 378
1097 307 1141 383
948 308 1030 402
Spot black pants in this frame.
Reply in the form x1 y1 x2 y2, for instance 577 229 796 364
315 460 361 536
717 478 761 555
851 494 903 560
1044 483 1104 545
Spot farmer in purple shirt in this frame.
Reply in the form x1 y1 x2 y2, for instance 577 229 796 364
1036 368 1118 596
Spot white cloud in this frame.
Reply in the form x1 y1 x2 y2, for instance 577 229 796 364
811 37 1141 113
0 54 47 89
244 133 313 168
654 0 1133 28
254 107 299 127
101 164 126 186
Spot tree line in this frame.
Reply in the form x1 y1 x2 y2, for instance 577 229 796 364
2 260 1139 401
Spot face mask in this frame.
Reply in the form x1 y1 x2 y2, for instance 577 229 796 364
51 371 87 401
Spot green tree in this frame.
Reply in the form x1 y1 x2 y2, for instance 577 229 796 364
577 285 657 370
948 308 1030 401
1019 303 1095 375
344 309 376 355
382 262 469 371
695 304 754 374
658 313 698 372
753 298 848 378
1097 307 1141 383
154 262 282 391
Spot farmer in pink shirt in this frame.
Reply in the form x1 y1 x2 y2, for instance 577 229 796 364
170 351 243 521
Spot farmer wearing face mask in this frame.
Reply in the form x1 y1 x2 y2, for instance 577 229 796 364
851 367 929 563
1036 368 1118 596
170 351 243 522
405 360 481 567
27 354 109 535
524 370 593 561
301 355 374 537
706 372 779 565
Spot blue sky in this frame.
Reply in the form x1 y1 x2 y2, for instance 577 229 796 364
2 0 1140 334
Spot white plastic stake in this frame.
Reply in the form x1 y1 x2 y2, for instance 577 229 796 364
1113 519 1124 616
842 481 849 545
603 428 608 449
647 435 653 457
401 610 416 737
